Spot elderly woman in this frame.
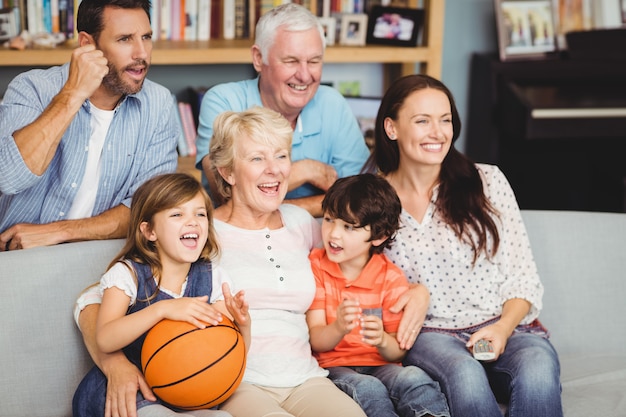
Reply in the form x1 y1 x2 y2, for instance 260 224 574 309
208 106 366 417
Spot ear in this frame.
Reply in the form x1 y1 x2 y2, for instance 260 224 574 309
383 117 397 140
140 221 157 242
251 45 264 73
371 236 388 248
217 166 235 186
78 31 95 47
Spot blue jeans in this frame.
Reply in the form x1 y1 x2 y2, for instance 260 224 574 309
327 364 450 417
404 332 563 417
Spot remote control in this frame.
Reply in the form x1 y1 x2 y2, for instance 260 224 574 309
473 339 496 361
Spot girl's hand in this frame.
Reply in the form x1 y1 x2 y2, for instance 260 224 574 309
360 315 385 347
158 295 223 328
222 283 250 328
466 323 509 360
334 298 361 335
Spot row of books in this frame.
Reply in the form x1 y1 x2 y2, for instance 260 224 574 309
2 0 398 43
1 0 78 39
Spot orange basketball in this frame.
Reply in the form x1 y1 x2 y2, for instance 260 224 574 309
141 316 246 410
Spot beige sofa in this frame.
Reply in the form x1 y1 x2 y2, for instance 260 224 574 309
1 210 625 417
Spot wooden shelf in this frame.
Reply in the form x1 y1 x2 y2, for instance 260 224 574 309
0 0 444 78
0 42 436 67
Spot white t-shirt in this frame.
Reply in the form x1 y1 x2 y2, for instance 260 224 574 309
67 105 114 219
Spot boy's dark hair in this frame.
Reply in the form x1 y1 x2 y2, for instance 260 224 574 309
322 173 401 254
77 0 151 40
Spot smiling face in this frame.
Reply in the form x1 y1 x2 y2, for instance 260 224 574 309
141 192 209 269
321 215 385 277
224 134 291 215
384 88 454 169
254 26 324 123
94 6 152 97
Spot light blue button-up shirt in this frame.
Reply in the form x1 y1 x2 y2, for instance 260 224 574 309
0 63 178 232
195 77 370 199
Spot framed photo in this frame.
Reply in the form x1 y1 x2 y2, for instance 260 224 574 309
344 96 382 150
621 0 626 24
366 6 424 47
339 13 368 46
0 8 19 42
318 16 336 46
495 0 557 61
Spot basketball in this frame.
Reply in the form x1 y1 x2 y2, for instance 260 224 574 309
141 316 246 410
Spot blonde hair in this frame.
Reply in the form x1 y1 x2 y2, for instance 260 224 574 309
209 106 293 201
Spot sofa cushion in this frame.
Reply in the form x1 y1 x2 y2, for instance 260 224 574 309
522 210 626 417
0 239 124 417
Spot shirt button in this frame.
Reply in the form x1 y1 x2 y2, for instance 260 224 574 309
59 211 65 217
279 277 284 281
71 182 77 188
267 246 271 250
269 258 274 262
265 234 270 238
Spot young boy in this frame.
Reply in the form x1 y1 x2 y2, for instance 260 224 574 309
306 173 450 417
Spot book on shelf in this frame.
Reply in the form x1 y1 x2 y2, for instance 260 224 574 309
222 0 235 40
178 101 197 157
183 0 198 40
171 94 190 157
196 0 210 40
186 85 209 130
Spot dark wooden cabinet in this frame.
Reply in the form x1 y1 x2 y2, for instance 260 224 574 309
466 53 626 213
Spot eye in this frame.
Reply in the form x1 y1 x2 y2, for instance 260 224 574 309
323 216 333 224
344 224 355 232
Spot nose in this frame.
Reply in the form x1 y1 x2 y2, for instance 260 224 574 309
133 39 150 61
265 158 280 175
186 214 199 226
294 61 312 83
430 121 444 138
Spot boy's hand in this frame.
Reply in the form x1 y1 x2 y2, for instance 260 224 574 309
334 298 361 335
360 315 386 347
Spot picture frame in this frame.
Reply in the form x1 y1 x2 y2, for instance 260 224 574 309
339 13 368 46
0 8 18 42
621 0 626 24
366 6 424 47
495 0 557 61
318 16 336 46
344 96 382 150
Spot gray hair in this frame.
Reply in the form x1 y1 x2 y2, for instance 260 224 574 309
254 3 326 64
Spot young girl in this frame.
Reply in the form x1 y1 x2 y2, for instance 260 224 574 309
75 173 250 417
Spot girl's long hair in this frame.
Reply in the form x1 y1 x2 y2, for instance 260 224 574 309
364 74 500 263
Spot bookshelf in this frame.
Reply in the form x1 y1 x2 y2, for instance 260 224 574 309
0 1 444 80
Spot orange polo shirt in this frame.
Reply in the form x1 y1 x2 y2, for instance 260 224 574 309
308 248 410 368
